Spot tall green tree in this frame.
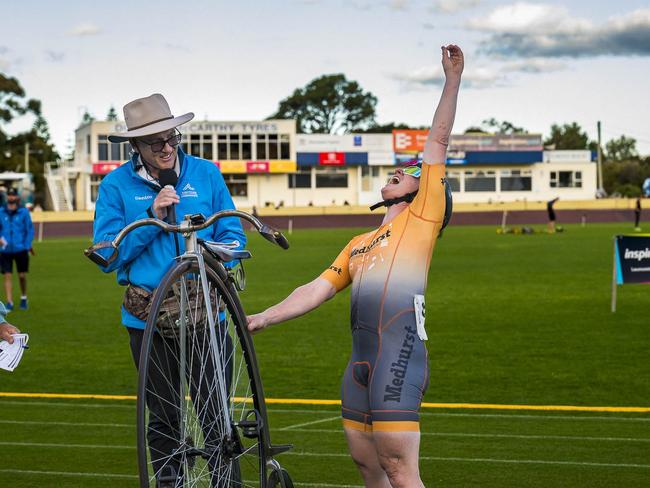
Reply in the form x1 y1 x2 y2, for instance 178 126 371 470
605 135 638 161
270 74 377 134
357 122 425 134
481 118 527 134
0 74 58 202
544 122 590 149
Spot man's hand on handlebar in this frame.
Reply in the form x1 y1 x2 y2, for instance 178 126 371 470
152 187 180 220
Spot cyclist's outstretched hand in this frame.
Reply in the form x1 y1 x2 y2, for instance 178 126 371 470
152 187 180 220
0 322 20 344
247 313 269 334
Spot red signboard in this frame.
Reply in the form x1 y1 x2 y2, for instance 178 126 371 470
92 162 121 175
246 161 270 173
319 152 345 166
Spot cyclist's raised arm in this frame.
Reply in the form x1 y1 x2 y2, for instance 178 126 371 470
93 180 162 273
247 277 336 333
209 168 246 251
422 44 463 166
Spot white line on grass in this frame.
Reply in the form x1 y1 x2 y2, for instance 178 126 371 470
280 416 341 431
3 401 649 422
0 468 136 479
2 441 648 469
0 419 132 428
286 452 650 469
0 469 361 487
282 428 650 443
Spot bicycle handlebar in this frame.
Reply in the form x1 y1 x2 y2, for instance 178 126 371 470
84 210 289 268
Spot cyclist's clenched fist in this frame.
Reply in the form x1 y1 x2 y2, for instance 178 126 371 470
247 313 270 334
152 187 180 220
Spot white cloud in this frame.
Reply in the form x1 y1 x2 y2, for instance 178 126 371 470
392 64 505 89
68 23 101 37
45 50 65 63
503 58 566 73
431 0 481 14
389 0 410 10
467 4 650 58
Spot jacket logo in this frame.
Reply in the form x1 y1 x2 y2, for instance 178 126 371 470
135 195 153 201
183 183 195 191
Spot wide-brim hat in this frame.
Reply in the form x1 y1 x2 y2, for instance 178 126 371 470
108 93 194 142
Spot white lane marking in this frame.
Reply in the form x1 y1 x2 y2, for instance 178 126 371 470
280 428 650 443
0 419 132 428
2 441 648 469
2 401 649 422
286 451 650 469
280 416 341 431
0 468 136 479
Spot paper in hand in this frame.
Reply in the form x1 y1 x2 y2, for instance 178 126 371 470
0 333 29 372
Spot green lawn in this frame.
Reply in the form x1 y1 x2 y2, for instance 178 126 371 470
1 223 649 486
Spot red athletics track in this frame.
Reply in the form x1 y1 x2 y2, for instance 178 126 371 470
34 208 644 238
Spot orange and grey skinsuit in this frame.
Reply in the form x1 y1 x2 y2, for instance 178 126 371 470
320 163 447 433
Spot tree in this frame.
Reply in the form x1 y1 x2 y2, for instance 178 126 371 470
480 118 527 134
605 135 638 161
270 74 377 134
464 126 487 134
106 105 118 121
0 74 59 203
544 122 590 149
357 122 425 134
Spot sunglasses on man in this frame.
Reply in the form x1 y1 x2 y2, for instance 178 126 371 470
139 130 182 153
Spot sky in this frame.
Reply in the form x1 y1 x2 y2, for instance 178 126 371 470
1 0 649 156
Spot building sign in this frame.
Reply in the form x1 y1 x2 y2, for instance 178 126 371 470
319 152 345 166
112 121 291 134
393 130 428 154
92 162 121 175
392 130 543 153
215 160 296 174
247 161 269 173
614 235 650 284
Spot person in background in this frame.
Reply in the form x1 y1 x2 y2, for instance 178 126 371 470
547 197 559 233
0 301 20 343
0 188 34 311
634 197 642 231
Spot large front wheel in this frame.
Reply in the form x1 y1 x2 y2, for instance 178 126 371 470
136 259 268 487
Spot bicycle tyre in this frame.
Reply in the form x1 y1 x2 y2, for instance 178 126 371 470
136 257 269 487
267 468 294 488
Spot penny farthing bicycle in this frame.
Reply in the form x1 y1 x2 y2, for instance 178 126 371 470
85 210 294 488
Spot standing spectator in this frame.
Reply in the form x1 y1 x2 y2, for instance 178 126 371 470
634 197 642 231
0 189 34 310
547 197 559 233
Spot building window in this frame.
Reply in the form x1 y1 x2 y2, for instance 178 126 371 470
90 175 103 203
229 134 240 160
224 174 247 197
86 135 91 155
122 143 132 160
316 167 348 188
97 135 108 161
464 170 496 192
110 142 121 160
361 166 379 192
289 167 311 188
446 171 461 192
256 134 291 160
218 135 228 160
202 134 213 160
550 171 582 188
242 135 252 160
190 134 201 157
501 169 532 191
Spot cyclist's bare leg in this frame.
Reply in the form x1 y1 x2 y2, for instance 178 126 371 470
373 430 424 488
344 427 391 488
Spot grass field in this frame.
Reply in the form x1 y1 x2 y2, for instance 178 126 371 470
1 223 649 487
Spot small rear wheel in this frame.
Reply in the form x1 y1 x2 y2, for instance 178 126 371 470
268 468 294 488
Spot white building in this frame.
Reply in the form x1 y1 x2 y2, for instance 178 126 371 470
59 121 596 211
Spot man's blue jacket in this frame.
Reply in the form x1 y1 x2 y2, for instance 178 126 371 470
92 148 246 329
0 206 34 254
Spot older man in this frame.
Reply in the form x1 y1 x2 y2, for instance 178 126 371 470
248 45 464 487
92 93 246 485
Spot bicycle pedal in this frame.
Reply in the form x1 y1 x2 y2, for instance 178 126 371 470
235 409 263 438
